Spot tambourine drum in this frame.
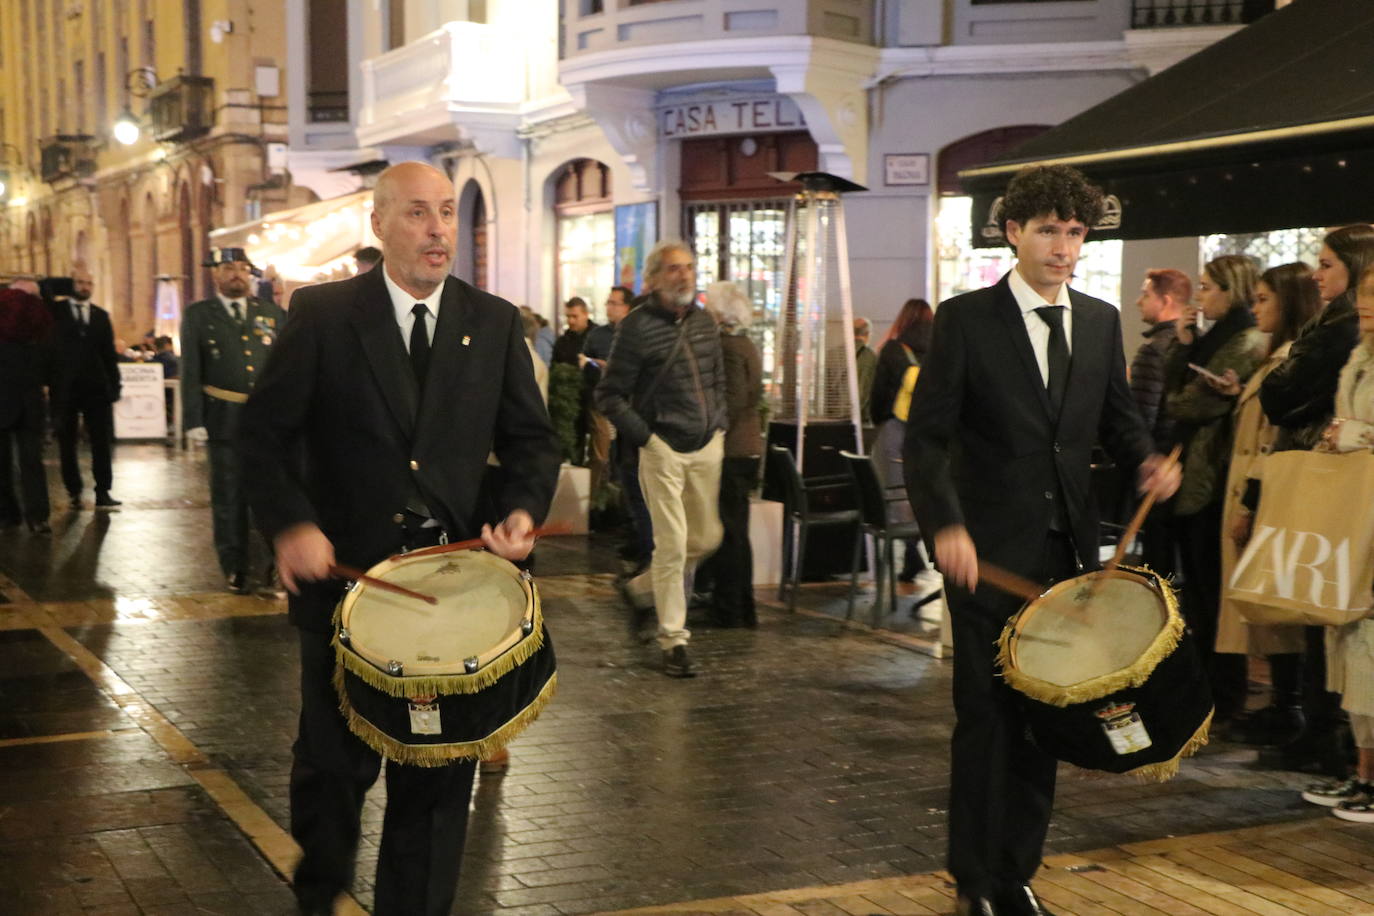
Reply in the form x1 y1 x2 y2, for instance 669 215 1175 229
333 548 556 767
997 566 1212 782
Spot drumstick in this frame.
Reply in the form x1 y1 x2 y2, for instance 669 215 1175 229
1089 444 1183 599
329 564 438 605
403 524 572 558
977 562 1045 603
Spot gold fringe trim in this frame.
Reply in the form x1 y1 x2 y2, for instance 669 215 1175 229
1123 707 1213 784
335 670 558 767
996 566 1185 707
331 585 545 698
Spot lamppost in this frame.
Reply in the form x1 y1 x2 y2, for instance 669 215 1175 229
113 67 159 146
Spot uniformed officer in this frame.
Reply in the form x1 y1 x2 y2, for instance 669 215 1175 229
181 248 286 592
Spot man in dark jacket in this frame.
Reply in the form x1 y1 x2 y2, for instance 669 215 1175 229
48 268 122 509
181 248 287 593
581 286 632 514
1130 268 1189 450
595 242 727 678
905 165 1179 916
0 285 54 533
1130 268 1189 577
240 162 559 916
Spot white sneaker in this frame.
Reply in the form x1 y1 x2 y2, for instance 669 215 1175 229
1302 778 1369 807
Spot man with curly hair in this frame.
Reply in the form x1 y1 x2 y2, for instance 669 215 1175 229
904 165 1180 916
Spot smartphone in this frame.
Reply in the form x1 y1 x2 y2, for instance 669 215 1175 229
1188 363 1223 384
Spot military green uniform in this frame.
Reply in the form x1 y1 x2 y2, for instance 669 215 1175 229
180 295 286 580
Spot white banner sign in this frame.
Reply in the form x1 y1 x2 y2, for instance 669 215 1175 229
115 363 168 439
659 96 806 139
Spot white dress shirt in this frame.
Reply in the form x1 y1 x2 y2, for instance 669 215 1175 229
382 267 444 352
71 300 89 325
1007 266 1072 389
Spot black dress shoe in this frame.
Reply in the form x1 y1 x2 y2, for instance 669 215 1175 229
94 491 122 509
28 520 52 535
956 893 999 916
1001 884 1055 916
227 572 249 594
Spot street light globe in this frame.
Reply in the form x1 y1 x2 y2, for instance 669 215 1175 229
0 178 7 199
113 113 141 146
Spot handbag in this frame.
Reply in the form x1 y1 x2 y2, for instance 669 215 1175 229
1226 448 1374 627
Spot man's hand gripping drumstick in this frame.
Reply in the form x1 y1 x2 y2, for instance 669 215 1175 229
1088 445 1183 598
275 522 336 596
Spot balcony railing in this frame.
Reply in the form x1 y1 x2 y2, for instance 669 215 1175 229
148 75 215 143
39 135 96 184
1130 0 1276 28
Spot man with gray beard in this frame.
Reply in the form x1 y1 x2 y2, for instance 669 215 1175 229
595 241 727 677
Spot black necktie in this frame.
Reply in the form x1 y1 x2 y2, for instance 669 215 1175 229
230 301 243 328
410 304 431 386
1034 306 1069 413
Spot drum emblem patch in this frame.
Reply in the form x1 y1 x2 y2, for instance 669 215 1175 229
1095 701 1152 755
409 701 442 735
434 561 463 576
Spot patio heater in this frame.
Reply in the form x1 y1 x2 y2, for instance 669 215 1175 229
765 170 867 576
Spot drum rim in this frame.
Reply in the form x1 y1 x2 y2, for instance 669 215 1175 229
337 549 535 678
996 565 1184 708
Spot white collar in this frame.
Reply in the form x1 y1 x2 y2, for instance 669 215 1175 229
217 294 248 313
1008 266 1071 316
382 264 445 325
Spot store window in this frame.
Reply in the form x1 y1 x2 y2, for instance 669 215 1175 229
554 158 614 323
682 130 818 381
1200 227 1324 272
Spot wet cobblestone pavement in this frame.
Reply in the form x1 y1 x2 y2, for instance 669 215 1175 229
0 443 1327 914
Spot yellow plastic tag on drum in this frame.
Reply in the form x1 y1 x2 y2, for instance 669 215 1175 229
408 702 442 735
1095 702 1152 755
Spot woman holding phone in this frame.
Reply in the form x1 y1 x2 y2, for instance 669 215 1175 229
1212 263 1322 745
1163 254 1267 725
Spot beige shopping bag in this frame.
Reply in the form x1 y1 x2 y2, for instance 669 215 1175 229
1226 449 1374 627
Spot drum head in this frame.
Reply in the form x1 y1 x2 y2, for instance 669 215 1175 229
1012 570 1167 687
340 550 531 676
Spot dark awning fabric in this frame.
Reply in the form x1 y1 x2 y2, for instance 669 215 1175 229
961 0 1374 246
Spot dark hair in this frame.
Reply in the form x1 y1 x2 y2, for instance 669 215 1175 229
883 298 934 354
354 246 382 266
1324 225 1374 299
1258 262 1322 351
565 297 588 311
1000 165 1104 236
1145 268 1191 306
609 285 634 303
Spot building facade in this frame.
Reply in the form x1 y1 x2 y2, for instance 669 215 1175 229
0 0 295 341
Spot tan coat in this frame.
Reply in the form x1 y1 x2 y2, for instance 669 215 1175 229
1217 341 1305 656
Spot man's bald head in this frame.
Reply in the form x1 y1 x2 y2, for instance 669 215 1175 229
369 161 458 299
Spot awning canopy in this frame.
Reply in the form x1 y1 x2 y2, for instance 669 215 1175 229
209 190 376 283
961 0 1374 246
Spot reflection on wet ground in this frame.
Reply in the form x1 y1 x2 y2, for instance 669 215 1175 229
0 444 1318 914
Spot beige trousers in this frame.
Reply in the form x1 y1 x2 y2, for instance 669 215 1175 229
629 431 724 649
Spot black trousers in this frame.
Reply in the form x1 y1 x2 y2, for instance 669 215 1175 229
208 439 251 577
55 390 113 497
946 532 1077 898
291 627 477 915
0 418 49 525
705 456 758 625
1176 501 1247 720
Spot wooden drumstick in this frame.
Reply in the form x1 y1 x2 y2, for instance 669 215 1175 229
1088 444 1183 599
403 524 572 558
329 564 438 605
977 562 1045 603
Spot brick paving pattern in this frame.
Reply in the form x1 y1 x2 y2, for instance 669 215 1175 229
0 444 1338 914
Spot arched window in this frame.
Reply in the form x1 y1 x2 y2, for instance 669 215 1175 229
553 158 614 324
457 179 488 291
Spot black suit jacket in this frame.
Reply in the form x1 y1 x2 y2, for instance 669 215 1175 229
903 274 1152 598
49 299 120 403
240 266 561 630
